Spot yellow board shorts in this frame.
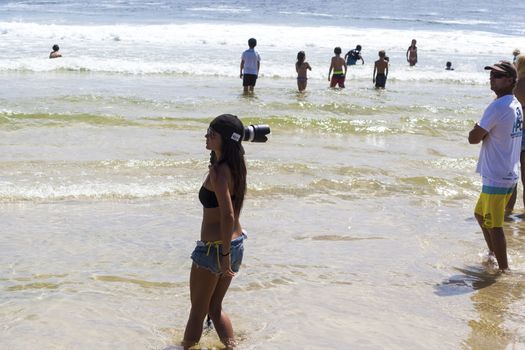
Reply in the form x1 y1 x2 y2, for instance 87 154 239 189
474 185 515 228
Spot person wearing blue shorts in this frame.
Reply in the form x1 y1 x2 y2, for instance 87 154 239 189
183 114 249 349
469 60 522 271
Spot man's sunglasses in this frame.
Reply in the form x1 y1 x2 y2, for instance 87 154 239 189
490 71 510 79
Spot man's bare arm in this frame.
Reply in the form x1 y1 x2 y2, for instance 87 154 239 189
468 124 488 144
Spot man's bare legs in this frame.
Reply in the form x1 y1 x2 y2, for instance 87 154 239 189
243 86 254 94
475 213 508 270
489 227 508 270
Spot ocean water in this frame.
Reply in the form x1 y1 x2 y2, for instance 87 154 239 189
1 1 525 349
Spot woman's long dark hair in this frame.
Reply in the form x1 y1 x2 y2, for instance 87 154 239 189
209 122 247 216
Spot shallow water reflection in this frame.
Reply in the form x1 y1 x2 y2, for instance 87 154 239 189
463 274 525 350
463 220 525 349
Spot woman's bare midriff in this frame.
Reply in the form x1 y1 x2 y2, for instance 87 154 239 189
200 207 242 242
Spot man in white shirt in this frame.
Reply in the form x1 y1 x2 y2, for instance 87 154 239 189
240 38 261 94
469 60 523 271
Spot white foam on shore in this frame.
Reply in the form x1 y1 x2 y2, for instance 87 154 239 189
0 21 520 82
188 6 251 13
0 182 191 201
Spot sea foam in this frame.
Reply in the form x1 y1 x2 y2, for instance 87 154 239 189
0 21 520 83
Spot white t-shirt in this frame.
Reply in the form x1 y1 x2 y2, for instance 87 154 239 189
476 94 523 186
241 48 261 75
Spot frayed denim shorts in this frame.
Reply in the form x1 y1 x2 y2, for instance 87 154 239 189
191 232 246 274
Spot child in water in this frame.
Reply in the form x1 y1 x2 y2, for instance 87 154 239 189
328 47 347 88
406 39 417 66
373 50 389 88
49 44 62 59
296 51 312 92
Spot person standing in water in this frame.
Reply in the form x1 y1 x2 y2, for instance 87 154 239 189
406 39 417 66
345 45 364 66
49 44 62 59
328 47 347 88
468 61 522 272
505 55 525 214
182 114 248 349
296 51 312 92
373 50 389 88
513 49 520 64
240 38 261 94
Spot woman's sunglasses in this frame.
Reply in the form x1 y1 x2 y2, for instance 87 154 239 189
206 127 217 138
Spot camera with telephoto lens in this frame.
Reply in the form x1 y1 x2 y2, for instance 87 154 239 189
244 124 270 142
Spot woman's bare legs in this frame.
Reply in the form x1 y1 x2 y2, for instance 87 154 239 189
182 264 220 348
209 275 234 347
182 264 235 349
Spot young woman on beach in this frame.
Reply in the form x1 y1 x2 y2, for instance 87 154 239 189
182 114 247 350
406 39 418 66
295 51 312 92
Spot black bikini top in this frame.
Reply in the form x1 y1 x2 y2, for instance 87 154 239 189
199 186 219 208
199 186 236 208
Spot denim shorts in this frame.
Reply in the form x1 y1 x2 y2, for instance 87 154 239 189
191 232 246 274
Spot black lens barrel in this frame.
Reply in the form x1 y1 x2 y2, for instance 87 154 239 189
244 124 270 142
